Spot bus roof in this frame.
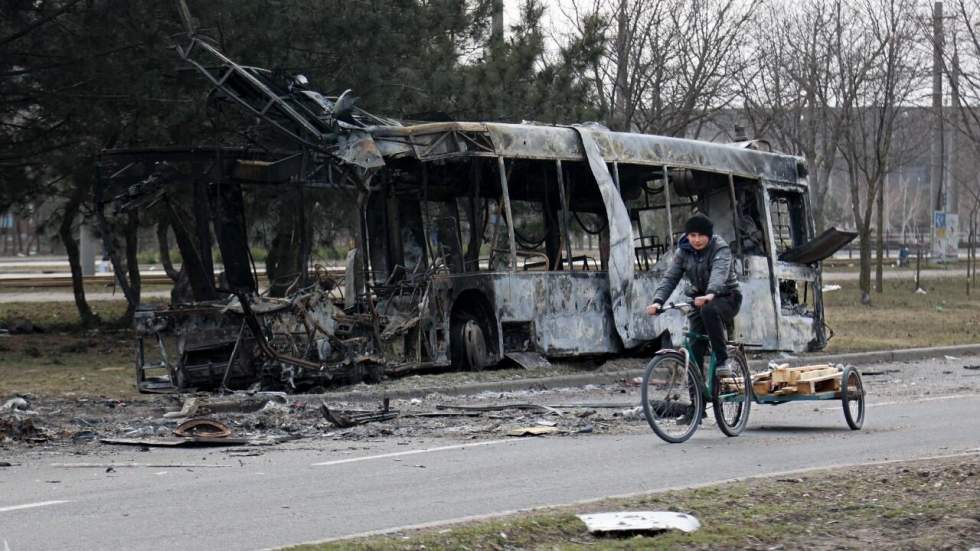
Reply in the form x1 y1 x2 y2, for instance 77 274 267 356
368 121 806 187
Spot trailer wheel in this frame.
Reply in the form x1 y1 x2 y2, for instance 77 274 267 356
841 366 865 430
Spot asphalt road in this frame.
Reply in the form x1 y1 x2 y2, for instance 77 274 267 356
1 360 979 551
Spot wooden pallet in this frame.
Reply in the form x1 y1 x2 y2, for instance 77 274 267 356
752 364 842 397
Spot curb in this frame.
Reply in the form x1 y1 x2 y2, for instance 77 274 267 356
314 343 980 403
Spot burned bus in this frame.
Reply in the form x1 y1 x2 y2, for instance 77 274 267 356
352 121 853 368
104 33 855 393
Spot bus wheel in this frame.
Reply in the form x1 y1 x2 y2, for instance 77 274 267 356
452 311 490 371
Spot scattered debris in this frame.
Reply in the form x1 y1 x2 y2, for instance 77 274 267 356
506 426 560 437
436 403 560 415
405 411 482 418
174 418 233 438
821 284 842 292
505 352 552 370
163 397 199 419
1 397 30 412
861 369 901 376
51 463 231 469
577 511 701 535
70 430 98 443
0 416 47 442
100 436 248 447
614 406 644 420
321 399 398 428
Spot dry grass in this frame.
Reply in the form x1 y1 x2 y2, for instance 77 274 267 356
0 300 161 399
823 277 980 352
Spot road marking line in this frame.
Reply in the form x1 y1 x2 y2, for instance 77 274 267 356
285 450 980 548
311 438 528 467
866 393 980 408
816 392 980 411
0 500 70 514
4 539 10 551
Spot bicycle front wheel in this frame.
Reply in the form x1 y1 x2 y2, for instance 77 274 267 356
712 350 751 437
641 353 703 444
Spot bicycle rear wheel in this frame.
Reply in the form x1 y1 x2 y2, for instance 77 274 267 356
641 353 703 443
712 350 751 437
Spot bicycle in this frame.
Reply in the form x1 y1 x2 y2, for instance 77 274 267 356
641 301 752 443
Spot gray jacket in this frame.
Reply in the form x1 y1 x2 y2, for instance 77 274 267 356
652 235 740 305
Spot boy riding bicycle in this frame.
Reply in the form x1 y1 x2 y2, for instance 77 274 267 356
645 213 742 377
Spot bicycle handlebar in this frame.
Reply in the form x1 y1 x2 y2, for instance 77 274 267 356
651 301 693 315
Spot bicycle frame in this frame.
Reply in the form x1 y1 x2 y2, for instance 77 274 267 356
682 331 717 397
668 331 745 405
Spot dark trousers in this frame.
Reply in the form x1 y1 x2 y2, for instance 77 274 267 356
689 293 742 367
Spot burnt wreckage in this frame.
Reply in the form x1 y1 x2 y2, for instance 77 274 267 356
99 32 855 393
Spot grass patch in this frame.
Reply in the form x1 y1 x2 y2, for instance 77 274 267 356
823 276 980 352
0 300 166 399
288 454 980 550
0 331 138 399
0 300 151 331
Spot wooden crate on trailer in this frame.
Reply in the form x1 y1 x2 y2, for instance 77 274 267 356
752 364 843 397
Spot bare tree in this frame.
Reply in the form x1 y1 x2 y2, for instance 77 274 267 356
561 0 756 134
885 170 926 244
837 0 923 305
740 1 872 233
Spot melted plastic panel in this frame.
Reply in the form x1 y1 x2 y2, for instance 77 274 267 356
573 127 638 348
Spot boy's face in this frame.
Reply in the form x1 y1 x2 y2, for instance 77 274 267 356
687 232 710 250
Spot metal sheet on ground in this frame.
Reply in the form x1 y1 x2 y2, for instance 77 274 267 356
505 352 552 369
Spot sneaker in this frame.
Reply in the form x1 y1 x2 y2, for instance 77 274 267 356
715 359 734 378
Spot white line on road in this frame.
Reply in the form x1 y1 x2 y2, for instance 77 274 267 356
311 438 528 467
866 393 980 408
0 500 70 514
819 392 980 411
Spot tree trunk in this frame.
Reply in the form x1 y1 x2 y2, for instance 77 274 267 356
166 198 216 301
210 181 255 293
122 211 141 322
58 187 98 326
809 165 833 234
875 175 884 292
265 194 304 297
859 226 873 305
157 220 179 281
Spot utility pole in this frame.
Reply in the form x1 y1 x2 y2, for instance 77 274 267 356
949 50 961 262
930 1 945 262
